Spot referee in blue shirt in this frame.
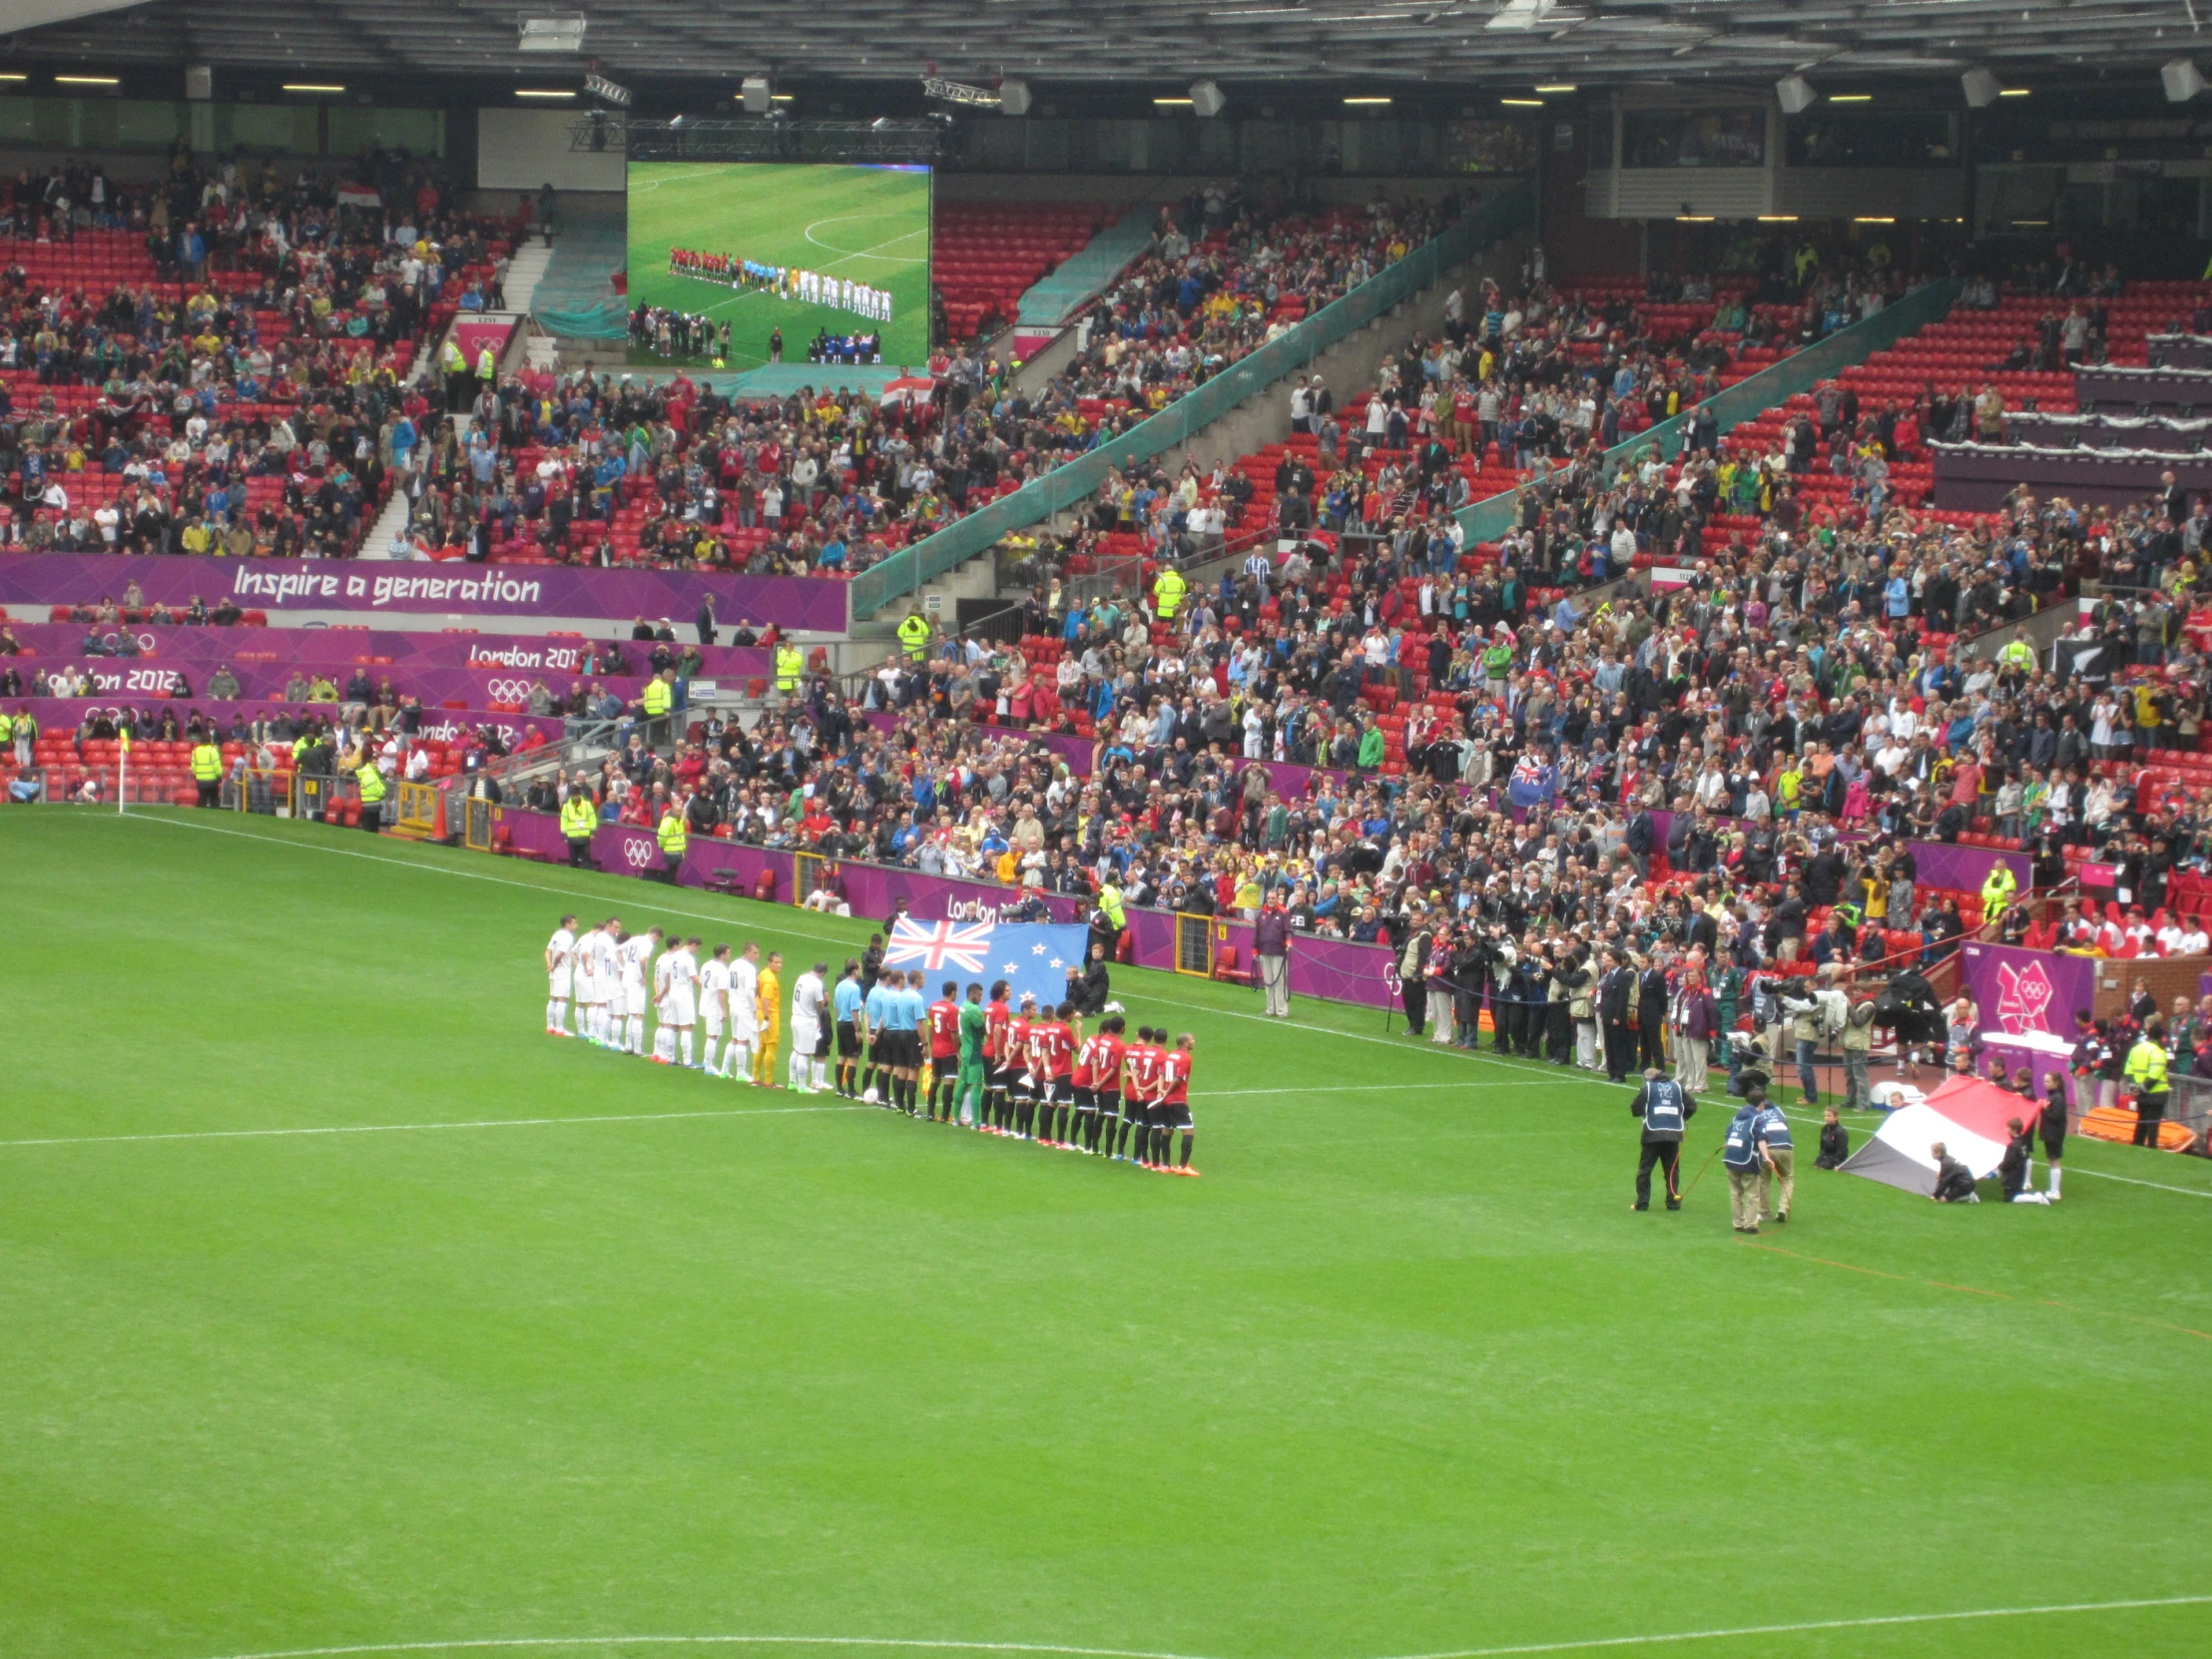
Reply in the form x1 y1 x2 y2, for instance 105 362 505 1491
831 960 866 1098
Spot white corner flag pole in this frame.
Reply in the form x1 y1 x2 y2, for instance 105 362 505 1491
118 729 128 816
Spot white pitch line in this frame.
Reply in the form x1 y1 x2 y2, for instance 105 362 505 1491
0 1103 865 1151
1367 1591 2212 1657
0 1081 1562 1154
183 1639 1225 1659
169 1593 2212 1659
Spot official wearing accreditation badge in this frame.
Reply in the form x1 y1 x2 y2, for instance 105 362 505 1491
1629 1066 1695 1212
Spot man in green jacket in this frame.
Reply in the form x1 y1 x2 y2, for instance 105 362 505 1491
1357 717 1385 772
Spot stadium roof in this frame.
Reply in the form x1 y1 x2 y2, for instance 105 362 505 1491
4 0 2209 92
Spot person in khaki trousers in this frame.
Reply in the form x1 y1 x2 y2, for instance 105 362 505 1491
1722 1092 1768 1235
1754 1094 1795 1225
1841 993 1878 1110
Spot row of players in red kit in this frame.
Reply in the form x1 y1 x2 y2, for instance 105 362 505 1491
893 979 1200 1175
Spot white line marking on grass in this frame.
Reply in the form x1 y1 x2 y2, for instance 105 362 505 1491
2065 1166 2212 1198
1368 1591 2212 1656
0 1104 865 1150
1116 987 1610 1087
0 1087 1522 1151
804 217 928 262
184 1637 1228 1659
168 1594 2212 1659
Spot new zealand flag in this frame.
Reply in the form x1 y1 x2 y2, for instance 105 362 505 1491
884 917 1092 1009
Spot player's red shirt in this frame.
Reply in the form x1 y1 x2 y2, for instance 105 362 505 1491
984 999 1010 1060
1032 1020 1074 1079
1124 1042 1166 1101
1088 1033 1126 1095
1163 1048 1192 1104
928 999 961 1059
1006 1015 1031 1070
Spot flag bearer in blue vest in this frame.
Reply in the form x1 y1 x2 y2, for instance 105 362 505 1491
1722 1093 1769 1235
1629 1067 1696 1212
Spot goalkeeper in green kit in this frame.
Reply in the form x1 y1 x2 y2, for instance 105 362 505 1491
954 982 990 1128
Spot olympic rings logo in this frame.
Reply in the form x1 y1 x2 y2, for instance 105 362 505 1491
623 836 656 867
482 678 536 703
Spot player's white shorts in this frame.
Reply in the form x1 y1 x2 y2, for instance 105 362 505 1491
730 1009 760 1042
621 977 647 1018
702 1007 726 1039
667 991 697 1026
549 968 572 999
791 1017 822 1056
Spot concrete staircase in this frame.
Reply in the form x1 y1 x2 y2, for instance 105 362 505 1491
501 240 554 314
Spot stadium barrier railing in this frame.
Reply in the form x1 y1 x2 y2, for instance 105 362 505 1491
848 181 1535 620
391 782 444 840
1451 276 1964 547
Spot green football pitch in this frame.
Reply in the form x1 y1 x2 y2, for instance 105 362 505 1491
5 808 2212 1659
626 162 931 369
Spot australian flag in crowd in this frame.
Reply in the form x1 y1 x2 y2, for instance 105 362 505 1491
884 917 1092 1009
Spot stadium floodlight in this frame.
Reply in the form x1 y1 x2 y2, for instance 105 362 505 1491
1190 79 1227 117
1960 68 1999 109
742 76 773 113
518 14 587 52
2163 59 2207 102
998 78 1031 116
1775 74 1816 115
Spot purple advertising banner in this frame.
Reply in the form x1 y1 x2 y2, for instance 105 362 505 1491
7 697 571 751
0 621 772 681
1958 940 2097 1043
500 806 575 861
1909 842 2031 895
0 552 849 634
595 823 669 876
16 658 648 710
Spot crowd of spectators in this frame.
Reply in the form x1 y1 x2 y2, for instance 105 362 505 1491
386 186 1465 575
1 149 521 558
530 262 2212 1088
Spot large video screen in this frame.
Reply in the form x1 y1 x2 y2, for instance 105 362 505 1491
625 161 931 370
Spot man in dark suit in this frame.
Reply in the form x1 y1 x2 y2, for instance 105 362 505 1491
1637 952 1669 1073
1598 948 1637 1084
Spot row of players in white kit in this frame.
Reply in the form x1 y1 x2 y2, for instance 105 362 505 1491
544 914 831 1091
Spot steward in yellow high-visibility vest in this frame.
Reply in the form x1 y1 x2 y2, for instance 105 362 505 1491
191 739 223 808
440 339 466 374
1978 863 2017 926
560 792 598 866
1153 565 1188 621
774 641 804 693
896 609 931 662
657 808 689 864
476 344 497 382
2124 1022 2174 1148
355 762 386 831
0 712 12 748
1097 878 1127 932
642 673 674 720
